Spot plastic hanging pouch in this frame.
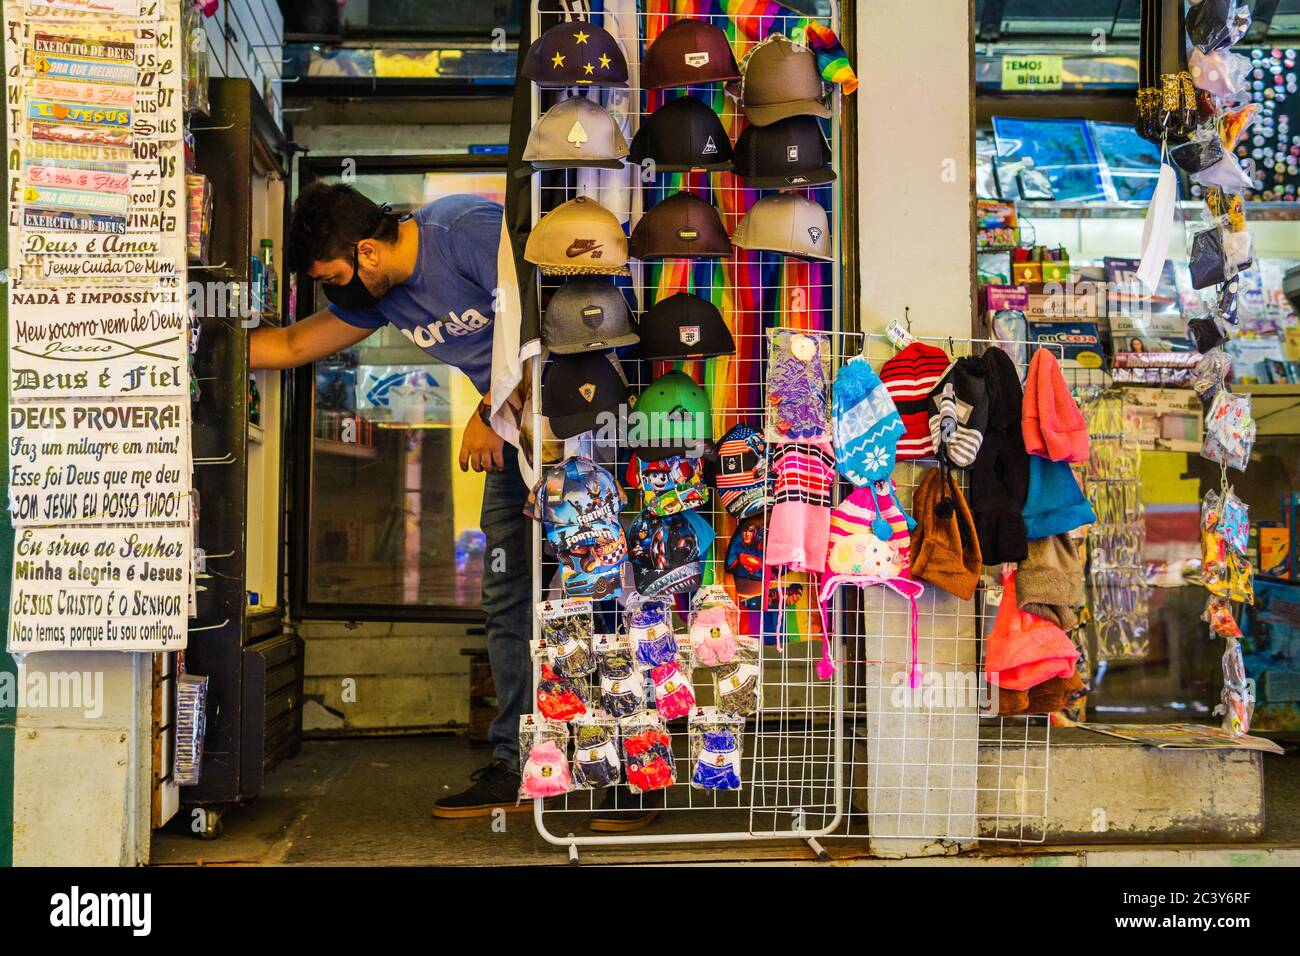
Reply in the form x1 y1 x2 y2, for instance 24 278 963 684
1186 0 1251 54
1188 224 1228 290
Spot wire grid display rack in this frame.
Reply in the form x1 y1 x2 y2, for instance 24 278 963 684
524 2 1058 857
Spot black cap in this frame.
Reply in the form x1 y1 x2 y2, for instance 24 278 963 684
541 351 630 439
731 115 835 188
629 95 733 173
521 22 629 88
638 293 735 360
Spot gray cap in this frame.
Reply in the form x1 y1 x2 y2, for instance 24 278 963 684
520 96 629 176
543 277 638 354
731 193 832 261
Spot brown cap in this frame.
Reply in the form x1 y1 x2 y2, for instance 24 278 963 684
525 196 630 276
735 34 830 126
642 19 741 89
629 192 731 261
731 193 831 261
520 96 628 175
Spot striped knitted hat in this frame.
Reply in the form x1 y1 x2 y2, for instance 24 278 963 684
832 356 905 486
878 343 950 460
823 481 913 586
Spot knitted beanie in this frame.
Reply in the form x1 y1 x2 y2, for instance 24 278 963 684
1022 347 1090 463
765 441 835 573
910 467 982 600
1022 456 1096 540
983 568 1079 692
879 342 950 460
926 355 990 469
833 356 905 486
1016 533 1083 617
969 346 1030 564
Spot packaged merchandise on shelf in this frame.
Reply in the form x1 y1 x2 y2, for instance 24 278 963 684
173 670 209 786
571 713 621 790
712 649 761 717
689 707 746 792
185 173 212 263
687 584 745 666
534 651 589 722
594 635 645 719
537 599 597 679
625 594 678 668
650 657 695 721
620 713 676 794
518 715 573 799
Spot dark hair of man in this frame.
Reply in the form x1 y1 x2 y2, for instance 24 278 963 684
285 182 400 274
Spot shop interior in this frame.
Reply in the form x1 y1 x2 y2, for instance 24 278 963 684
119 0 1300 865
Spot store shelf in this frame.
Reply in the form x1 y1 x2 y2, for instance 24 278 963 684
314 437 379 460
1229 383 1300 396
1013 201 1300 221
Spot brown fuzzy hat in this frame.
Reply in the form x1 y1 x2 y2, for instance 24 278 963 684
910 467 982 601
995 671 1084 716
1016 533 1083 618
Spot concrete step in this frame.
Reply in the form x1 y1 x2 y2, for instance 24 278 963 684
976 726 1265 844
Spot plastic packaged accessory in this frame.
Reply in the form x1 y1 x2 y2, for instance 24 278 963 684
1214 639 1254 737
173 671 209 786
766 329 831 443
620 713 676 794
1219 103 1258 151
595 636 645 718
1189 48 1251 98
1186 0 1251 53
571 713 621 789
1170 128 1227 174
518 715 573 799
625 594 678 668
538 599 596 678
1202 595 1242 638
1200 492 1254 604
688 707 746 792
1188 224 1228 289
1201 390 1255 472
713 649 761 717
535 661 588 722
1191 349 1232 405
1216 487 1250 555
650 657 696 720
1188 315 1227 353
688 584 744 666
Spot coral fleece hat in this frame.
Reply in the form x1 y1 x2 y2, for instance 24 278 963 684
1022 456 1096 540
984 568 1080 693
879 342 951 460
909 467 982 601
1022 347 1090 463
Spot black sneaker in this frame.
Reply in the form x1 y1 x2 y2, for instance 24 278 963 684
431 761 528 819
589 786 664 832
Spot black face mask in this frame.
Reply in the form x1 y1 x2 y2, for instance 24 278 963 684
320 205 408 311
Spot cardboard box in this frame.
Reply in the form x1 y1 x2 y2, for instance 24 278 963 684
1259 525 1290 578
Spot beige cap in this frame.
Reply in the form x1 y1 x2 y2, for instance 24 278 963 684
520 96 629 175
525 196 631 276
731 193 831 261
736 35 831 126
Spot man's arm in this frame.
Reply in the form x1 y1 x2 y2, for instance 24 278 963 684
249 308 375 369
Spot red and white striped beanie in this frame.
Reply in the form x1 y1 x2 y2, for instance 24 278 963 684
878 342 950 460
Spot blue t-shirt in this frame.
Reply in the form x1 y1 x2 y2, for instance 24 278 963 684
328 194 502 394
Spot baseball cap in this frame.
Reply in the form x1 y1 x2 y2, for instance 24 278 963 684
536 456 627 600
526 196 631 276
734 34 830 126
731 115 835 189
629 192 731 260
627 369 712 461
541 351 631 439
521 21 629 88
543 277 637 354
642 19 741 89
731 193 831 261
628 95 733 173
520 96 629 175
628 508 716 596
638 292 734 360
624 453 709 516
707 423 768 518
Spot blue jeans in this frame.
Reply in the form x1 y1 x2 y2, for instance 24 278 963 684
480 443 533 767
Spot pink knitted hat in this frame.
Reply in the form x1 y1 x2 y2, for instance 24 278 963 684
1022 348 1089 464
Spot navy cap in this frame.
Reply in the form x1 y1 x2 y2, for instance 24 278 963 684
522 22 629 88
